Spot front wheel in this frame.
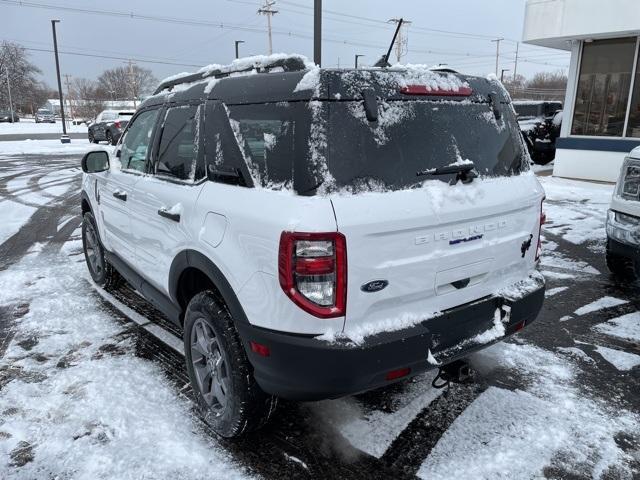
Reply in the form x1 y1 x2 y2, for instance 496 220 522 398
184 291 277 438
82 212 123 289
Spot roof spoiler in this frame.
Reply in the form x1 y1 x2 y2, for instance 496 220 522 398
153 56 308 95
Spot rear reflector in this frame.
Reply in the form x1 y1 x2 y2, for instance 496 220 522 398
399 85 473 96
250 341 270 357
385 367 411 381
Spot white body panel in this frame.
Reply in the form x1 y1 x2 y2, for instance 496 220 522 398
331 173 544 336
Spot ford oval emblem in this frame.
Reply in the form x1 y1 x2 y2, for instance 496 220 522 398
361 280 389 293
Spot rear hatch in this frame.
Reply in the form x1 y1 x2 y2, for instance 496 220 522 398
321 69 544 338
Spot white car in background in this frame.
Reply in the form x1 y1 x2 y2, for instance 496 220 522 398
606 147 640 280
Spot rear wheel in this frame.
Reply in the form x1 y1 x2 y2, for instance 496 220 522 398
88 132 97 144
184 291 277 438
606 244 639 282
82 212 123 289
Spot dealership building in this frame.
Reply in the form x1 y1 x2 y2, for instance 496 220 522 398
523 0 640 182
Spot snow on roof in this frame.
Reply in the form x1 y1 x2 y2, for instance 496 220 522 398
158 53 314 89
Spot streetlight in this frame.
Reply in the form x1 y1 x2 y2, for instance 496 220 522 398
51 19 69 143
235 40 245 59
500 68 510 83
355 54 365 68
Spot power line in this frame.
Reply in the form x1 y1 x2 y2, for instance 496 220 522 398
20 46 204 68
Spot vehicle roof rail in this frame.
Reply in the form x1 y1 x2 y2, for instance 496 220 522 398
153 56 308 95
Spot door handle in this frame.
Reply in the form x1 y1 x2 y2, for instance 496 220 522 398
158 207 180 223
113 190 127 201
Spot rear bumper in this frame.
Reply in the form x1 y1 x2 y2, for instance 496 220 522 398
237 275 545 401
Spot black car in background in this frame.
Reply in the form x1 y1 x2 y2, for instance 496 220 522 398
88 110 135 145
513 101 563 165
0 110 19 123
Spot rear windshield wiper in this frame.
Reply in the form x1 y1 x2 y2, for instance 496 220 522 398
416 162 478 184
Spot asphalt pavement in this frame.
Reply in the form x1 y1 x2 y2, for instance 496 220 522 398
0 152 638 479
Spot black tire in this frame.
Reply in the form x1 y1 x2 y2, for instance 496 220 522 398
88 131 97 144
606 241 639 281
82 212 123 289
106 130 114 145
184 291 277 438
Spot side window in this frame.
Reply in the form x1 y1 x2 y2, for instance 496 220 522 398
225 103 300 187
120 109 160 173
154 105 204 182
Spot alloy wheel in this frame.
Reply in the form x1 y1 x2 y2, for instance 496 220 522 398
190 318 230 415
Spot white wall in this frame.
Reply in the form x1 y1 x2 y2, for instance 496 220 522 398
553 148 626 182
524 0 640 49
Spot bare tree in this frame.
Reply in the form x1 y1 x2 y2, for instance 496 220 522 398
0 41 46 113
71 77 104 120
504 70 567 101
97 65 157 102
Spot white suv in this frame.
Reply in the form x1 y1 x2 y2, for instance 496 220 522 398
80 55 546 437
606 147 640 280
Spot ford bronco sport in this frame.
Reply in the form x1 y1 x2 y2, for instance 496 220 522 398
80 54 546 437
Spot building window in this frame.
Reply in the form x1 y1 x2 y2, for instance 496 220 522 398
627 44 640 138
571 38 637 137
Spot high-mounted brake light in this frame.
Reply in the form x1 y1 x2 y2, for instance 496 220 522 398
278 232 347 319
536 197 546 261
114 120 121 129
399 85 473 97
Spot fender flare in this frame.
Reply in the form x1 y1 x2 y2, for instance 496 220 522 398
80 190 93 214
169 249 251 327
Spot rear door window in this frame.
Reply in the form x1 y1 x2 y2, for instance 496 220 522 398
154 105 204 182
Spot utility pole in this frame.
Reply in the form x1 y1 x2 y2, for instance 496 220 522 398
127 59 138 109
4 67 13 120
513 42 519 81
388 18 412 63
63 73 74 122
491 37 504 77
234 40 245 59
313 0 321 66
355 54 364 68
51 19 69 143
258 0 278 55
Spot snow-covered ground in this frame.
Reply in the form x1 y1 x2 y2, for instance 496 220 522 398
0 149 638 479
0 118 88 135
0 139 97 156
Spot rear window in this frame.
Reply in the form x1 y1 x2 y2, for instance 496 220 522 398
222 99 527 195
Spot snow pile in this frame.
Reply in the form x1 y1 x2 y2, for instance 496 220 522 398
0 253 250 479
0 119 88 135
495 270 545 301
293 64 321 95
419 341 639 479
573 296 628 316
593 312 640 342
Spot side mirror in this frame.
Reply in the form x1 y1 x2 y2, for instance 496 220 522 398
81 150 110 173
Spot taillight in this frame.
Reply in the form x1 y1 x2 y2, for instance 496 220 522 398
278 232 347 319
536 197 546 261
114 120 121 129
399 85 473 96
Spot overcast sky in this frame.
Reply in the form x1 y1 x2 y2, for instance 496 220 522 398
2 0 570 88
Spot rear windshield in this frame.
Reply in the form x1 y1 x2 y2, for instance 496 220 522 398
225 99 528 195
38 109 52 114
